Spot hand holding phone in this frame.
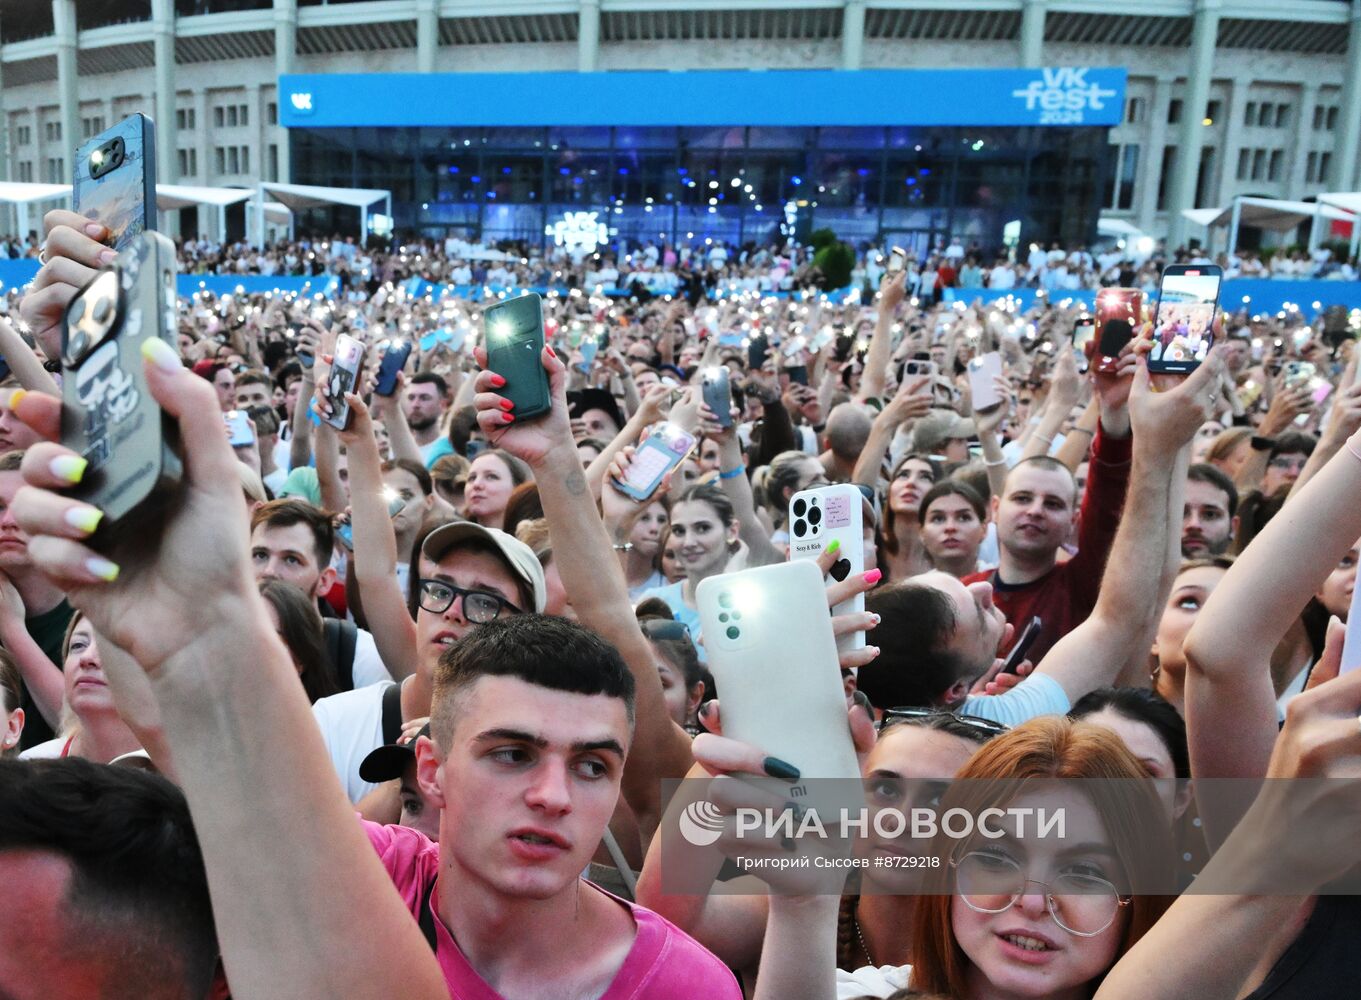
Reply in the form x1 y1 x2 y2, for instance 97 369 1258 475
610 423 696 502
1148 265 1222 374
374 340 412 397
1095 289 1142 374
322 334 365 430
73 114 156 254
967 352 1005 411
225 410 256 448
700 366 732 428
788 484 866 655
484 293 551 421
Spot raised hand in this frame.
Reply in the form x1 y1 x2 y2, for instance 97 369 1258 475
470 343 572 466
1127 345 1225 454
21 210 115 361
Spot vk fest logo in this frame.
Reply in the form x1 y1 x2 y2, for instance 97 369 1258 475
1012 68 1117 125
290 92 314 115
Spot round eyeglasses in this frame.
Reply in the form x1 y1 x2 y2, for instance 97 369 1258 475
418 579 520 624
951 849 1130 937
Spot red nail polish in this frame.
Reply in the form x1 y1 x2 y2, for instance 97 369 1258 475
502 412 514 424
499 398 514 411
863 569 883 586
545 345 557 359
490 374 506 388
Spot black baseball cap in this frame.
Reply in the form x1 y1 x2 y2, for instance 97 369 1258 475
358 722 431 784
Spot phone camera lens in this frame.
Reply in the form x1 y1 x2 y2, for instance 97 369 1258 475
718 612 729 623
792 519 806 538
808 506 822 527
725 626 740 640
718 592 733 610
91 297 112 323
70 331 88 357
792 498 806 517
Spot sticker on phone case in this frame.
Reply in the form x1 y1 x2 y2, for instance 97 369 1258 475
822 493 852 530
76 341 141 467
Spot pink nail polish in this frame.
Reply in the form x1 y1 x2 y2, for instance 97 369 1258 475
863 569 883 586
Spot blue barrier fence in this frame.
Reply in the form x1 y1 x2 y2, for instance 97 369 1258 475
3 258 1359 315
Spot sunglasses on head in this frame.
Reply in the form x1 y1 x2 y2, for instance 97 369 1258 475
878 706 1010 737
640 618 691 641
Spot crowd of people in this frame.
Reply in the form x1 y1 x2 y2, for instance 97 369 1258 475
5 205 1361 1000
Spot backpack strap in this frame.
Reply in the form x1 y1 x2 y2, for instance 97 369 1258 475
417 875 439 951
380 681 404 748
322 618 359 692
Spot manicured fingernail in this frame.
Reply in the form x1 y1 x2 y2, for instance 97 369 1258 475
490 373 506 388
763 756 801 782
498 398 514 411
64 505 103 535
86 556 119 583
863 569 883 586
50 455 87 484
4 388 25 411
84 223 106 238
98 249 117 266
501 412 514 424
698 700 715 719
545 345 556 359
140 337 181 373
870 613 881 625
867 645 880 659
826 538 840 555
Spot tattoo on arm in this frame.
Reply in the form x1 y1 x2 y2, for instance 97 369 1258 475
565 469 588 497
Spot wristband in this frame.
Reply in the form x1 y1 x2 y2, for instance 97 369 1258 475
1250 435 1275 452
719 465 747 480
612 542 633 552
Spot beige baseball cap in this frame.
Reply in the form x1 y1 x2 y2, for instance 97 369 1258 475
419 521 547 613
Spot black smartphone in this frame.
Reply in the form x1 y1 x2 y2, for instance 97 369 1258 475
784 364 809 387
374 339 412 397
323 334 365 430
61 231 182 536
1149 264 1222 375
747 333 770 371
483 293 550 421
701 366 732 428
1001 615 1043 674
73 114 157 255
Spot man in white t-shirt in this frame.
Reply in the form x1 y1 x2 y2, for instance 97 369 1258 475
249 498 392 689
312 521 547 802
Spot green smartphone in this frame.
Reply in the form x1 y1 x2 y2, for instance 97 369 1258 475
483 292 550 421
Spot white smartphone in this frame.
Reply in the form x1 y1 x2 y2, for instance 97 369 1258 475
224 410 255 448
697 560 862 786
1342 572 1361 675
611 422 696 502
967 351 1005 412
787 484 865 656
886 247 906 274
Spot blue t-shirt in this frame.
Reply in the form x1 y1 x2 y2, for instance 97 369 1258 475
640 581 705 661
960 672 1071 728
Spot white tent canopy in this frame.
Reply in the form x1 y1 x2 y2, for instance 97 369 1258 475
1317 192 1361 258
156 184 254 211
1182 196 1354 255
1097 216 1144 239
253 182 391 246
0 182 72 240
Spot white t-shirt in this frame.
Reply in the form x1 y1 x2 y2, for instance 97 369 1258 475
351 627 395 688
19 736 67 760
312 680 394 803
836 964 911 998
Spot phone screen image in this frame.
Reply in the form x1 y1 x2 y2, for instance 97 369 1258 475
225 410 255 448
614 424 695 502
1150 268 1221 372
1095 289 1141 365
1072 318 1095 372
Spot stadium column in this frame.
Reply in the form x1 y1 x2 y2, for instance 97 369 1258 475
52 0 80 185
274 0 298 186
842 0 866 70
580 0 601 72
1287 82 1318 200
1019 0 1046 68
417 0 439 73
152 0 179 238
1213 80 1242 219
1333 0 1361 191
0 25 10 237
1137 75 1173 237
1166 0 1220 250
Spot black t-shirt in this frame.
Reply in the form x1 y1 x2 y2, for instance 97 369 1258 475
16 599 75 751
1245 895 1361 998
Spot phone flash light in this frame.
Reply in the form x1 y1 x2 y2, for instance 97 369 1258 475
90 150 105 166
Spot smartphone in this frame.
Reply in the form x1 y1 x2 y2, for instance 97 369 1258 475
1282 361 1316 388
374 340 412 397
1341 574 1361 675
696 560 862 784
1001 615 1043 674
1095 288 1142 374
484 292 551 421
784 365 809 387
1072 315 1096 374
701 366 732 428
611 422 696 502
788 484 866 657
886 247 907 275
904 358 937 381
225 410 255 448
337 493 409 551
747 334 770 371
781 335 807 362
1149 264 1222 374
578 337 599 374
72 114 156 255
322 334 365 430
809 325 835 354
418 330 440 352
61 230 181 534
967 352 1005 412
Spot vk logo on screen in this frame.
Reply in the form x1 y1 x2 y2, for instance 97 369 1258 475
1012 68 1117 125
290 92 314 115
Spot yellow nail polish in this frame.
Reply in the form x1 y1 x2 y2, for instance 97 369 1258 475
64 506 103 535
50 455 87 484
140 336 182 373
86 557 119 583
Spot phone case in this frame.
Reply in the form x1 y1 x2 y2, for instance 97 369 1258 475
788 484 865 656
484 293 550 420
1072 318 1096 373
967 352 1004 411
225 410 255 448
73 114 157 255
374 340 412 396
1095 289 1142 372
1149 265 1221 375
613 423 695 502
61 230 181 535
697 561 862 787
701 367 732 427
323 334 365 430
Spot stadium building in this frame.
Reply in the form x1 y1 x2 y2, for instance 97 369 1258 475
2 0 1359 251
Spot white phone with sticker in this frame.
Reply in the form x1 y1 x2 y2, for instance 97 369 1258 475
787 483 865 656
1340 569 1361 675
697 560 862 786
967 351 1005 412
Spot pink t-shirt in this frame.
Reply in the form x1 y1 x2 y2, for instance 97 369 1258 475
363 821 740 999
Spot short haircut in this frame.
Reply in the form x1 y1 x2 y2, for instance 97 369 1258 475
1270 430 1317 461
383 457 432 497
429 615 636 750
0 449 23 473
249 497 335 569
1004 455 1077 505
235 369 271 389
918 480 987 526
1186 462 1239 519
409 370 450 399
0 758 218 998
859 583 977 709
824 403 872 460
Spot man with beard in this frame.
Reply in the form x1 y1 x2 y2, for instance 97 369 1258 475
403 372 451 466
1182 463 1238 557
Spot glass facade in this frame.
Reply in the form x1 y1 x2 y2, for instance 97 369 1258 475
291 125 1111 253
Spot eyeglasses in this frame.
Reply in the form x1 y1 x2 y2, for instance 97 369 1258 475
417 579 520 623
878 707 1010 738
640 618 691 641
951 849 1130 937
1268 456 1307 471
